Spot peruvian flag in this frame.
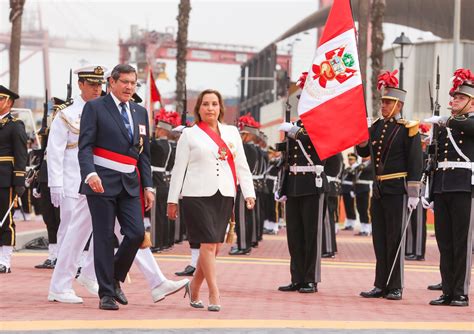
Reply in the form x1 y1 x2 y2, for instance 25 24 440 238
298 0 368 160
146 68 162 110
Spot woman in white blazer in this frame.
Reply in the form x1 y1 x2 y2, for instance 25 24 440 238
167 89 255 311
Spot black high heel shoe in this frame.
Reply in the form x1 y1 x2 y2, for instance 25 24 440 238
184 283 204 308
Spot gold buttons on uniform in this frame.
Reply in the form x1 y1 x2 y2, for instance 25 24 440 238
459 140 463 144
444 150 448 154
461 131 464 135
294 155 297 158
445 143 448 146
382 129 386 133
308 146 311 149
377 152 381 155
376 158 380 161
457 158 461 161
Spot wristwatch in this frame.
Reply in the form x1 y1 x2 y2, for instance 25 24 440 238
144 187 156 194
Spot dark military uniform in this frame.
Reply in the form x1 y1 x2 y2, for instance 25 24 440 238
167 139 177 247
354 159 374 235
357 114 422 295
341 164 356 227
232 140 258 254
263 155 280 229
279 120 327 290
0 112 27 270
432 112 474 302
322 153 343 256
150 137 173 251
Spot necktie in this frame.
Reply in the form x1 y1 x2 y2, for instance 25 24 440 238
119 102 133 142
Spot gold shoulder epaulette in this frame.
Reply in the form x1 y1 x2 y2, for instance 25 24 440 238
398 119 420 137
53 99 74 112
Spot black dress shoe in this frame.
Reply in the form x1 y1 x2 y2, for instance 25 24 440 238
342 226 354 231
229 248 251 255
429 294 452 306
99 296 119 310
175 265 195 276
114 280 128 305
322 252 335 258
385 289 403 300
427 282 442 290
450 295 469 307
278 282 301 292
360 287 384 298
299 282 317 293
405 254 416 260
251 242 259 248
34 259 55 269
0 264 11 274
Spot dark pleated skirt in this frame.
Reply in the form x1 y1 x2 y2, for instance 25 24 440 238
181 191 234 243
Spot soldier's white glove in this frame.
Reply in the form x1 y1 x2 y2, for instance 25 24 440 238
367 117 372 128
274 192 287 203
278 122 293 133
32 188 41 199
424 115 449 127
407 196 420 210
172 125 185 133
50 187 64 208
421 197 434 210
350 191 355 198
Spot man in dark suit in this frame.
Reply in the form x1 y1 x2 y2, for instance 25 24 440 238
78 64 154 310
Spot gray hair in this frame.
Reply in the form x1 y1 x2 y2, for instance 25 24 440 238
111 64 137 81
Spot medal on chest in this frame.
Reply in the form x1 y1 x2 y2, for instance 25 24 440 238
218 147 228 160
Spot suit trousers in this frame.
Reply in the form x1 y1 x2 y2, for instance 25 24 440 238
434 192 473 296
286 193 324 284
356 191 370 224
87 190 144 298
371 194 407 290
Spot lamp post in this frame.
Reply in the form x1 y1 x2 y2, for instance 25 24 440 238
392 32 413 90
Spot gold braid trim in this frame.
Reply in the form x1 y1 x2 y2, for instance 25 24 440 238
66 142 78 149
59 111 80 135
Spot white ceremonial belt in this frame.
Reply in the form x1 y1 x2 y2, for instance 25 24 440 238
356 180 373 185
326 176 341 183
266 175 278 181
342 180 353 185
289 165 324 173
253 175 264 180
151 166 166 173
437 161 474 170
93 155 135 173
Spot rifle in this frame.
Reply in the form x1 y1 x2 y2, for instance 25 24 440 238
275 65 291 198
424 56 441 201
66 68 72 102
181 83 187 125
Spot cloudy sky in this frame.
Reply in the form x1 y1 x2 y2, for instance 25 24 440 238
0 0 437 99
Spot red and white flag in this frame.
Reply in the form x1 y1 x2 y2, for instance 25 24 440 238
297 0 368 160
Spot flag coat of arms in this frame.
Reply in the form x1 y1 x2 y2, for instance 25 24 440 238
297 0 368 160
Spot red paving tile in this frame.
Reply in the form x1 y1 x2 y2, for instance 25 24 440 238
1 226 472 329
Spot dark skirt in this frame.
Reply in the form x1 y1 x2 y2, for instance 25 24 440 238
181 191 234 243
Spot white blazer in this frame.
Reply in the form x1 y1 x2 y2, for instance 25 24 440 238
167 122 256 204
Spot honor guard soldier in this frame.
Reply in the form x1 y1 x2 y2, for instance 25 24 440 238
150 110 174 252
0 85 27 274
277 119 327 293
34 97 68 269
425 69 474 307
322 152 343 258
263 147 281 235
354 157 373 236
358 70 422 300
341 153 357 230
255 130 268 242
229 114 259 255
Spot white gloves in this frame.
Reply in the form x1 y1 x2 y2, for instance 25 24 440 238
407 196 420 210
421 197 434 210
278 122 293 133
32 188 41 199
367 117 372 128
274 192 287 203
424 115 449 127
50 187 64 208
350 191 355 198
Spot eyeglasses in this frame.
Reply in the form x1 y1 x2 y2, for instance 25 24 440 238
118 79 137 87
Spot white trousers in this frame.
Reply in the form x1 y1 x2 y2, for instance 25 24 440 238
49 195 95 293
114 223 166 289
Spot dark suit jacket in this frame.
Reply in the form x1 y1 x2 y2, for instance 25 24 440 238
78 94 152 197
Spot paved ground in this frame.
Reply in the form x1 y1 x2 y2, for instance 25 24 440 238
0 219 472 333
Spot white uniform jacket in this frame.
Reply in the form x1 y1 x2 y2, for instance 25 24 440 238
167 122 256 204
47 95 85 198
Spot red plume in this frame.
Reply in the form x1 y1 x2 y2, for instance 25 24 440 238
450 68 474 95
419 123 430 134
377 69 399 91
296 72 308 89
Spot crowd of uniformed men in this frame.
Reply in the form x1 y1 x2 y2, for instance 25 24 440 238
0 64 472 308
